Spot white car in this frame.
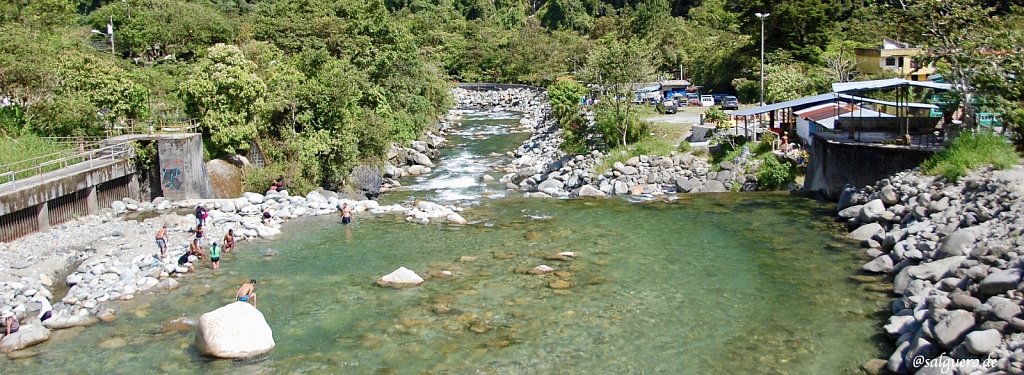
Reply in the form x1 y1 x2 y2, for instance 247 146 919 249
700 95 715 107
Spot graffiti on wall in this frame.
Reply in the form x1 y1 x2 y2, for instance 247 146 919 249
160 158 184 191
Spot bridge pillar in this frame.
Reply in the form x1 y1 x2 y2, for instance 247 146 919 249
36 202 49 233
86 186 98 215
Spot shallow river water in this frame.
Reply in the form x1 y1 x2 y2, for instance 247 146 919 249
5 111 889 374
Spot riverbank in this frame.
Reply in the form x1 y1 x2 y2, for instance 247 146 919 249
839 165 1024 373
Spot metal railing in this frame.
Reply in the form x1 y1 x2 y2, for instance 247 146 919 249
0 142 136 189
105 118 201 137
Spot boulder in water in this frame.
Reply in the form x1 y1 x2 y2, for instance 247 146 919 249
377 267 424 287
0 324 50 353
195 302 275 359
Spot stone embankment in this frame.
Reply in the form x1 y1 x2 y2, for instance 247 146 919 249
840 165 1024 374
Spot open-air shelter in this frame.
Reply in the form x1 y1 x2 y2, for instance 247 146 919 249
727 78 951 145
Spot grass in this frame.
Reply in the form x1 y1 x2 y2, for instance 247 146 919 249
0 135 73 180
921 131 1020 182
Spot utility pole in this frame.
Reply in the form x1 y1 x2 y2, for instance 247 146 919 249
755 12 770 106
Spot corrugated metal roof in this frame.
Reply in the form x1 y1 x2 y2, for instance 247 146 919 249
730 93 839 116
731 92 938 116
836 93 939 109
832 78 951 93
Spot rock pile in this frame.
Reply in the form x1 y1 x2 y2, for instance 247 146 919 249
840 165 1024 373
382 131 447 191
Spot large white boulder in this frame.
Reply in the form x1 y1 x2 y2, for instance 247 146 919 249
0 324 51 352
195 302 275 359
377 267 424 287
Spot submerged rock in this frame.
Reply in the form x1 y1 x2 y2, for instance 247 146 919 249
377 267 424 287
195 302 275 359
529 265 554 275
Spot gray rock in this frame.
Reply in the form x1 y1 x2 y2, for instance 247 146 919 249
849 223 884 242
577 185 605 197
838 205 863 219
0 324 50 353
887 339 911 373
111 201 127 213
884 315 918 337
413 152 433 167
880 185 900 206
907 256 966 282
537 179 564 193
704 180 727 192
934 230 976 259
982 296 1021 321
858 199 886 222
862 255 894 273
612 181 628 195
979 268 1023 296
618 166 639 175
674 177 696 193
934 309 975 348
949 293 982 311
964 329 1001 355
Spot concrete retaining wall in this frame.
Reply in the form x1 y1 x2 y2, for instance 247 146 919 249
156 134 212 200
804 134 936 199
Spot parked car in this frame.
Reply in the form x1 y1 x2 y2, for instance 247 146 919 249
700 95 715 107
721 96 739 110
686 93 700 106
657 100 677 114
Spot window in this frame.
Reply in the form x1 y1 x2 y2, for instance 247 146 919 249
885 57 897 66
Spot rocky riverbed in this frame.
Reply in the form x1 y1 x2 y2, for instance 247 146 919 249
478 87 763 198
0 163 476 355
840 165 1024 374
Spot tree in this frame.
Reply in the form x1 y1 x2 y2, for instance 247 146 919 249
584 37 655 147
898 0 993 128
180 44 266 154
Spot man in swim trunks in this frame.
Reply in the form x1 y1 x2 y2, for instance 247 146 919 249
209 242 222 270
236 279 257 306
223 229 235 253
340 203 353 225
155 224 168 258
194 224 205 245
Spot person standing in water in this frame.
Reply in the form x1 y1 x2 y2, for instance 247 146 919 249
209 242 222 270
236 279 257 306
155 224 168 258
339 203 353 225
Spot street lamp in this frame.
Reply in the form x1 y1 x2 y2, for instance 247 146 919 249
755 12 770 106
91 16 114 57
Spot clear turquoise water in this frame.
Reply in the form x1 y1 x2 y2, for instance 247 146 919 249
3 112 889 374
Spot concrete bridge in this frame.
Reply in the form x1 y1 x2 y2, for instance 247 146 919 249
0 125 210 242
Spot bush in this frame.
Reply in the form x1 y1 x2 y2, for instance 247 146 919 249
678 140 691 153
756 132 776 154
594 97 649 148
921 131 1019 182
756 155 795 190
704 107 729 124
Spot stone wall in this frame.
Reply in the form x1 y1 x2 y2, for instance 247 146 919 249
805 134 935 199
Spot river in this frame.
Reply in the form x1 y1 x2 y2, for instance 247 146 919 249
5 110 888 374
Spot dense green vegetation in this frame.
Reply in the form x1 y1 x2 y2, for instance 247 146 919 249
1 0 1021 189
922 131 1020 182
0 135 73 180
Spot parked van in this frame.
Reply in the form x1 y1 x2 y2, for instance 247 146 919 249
700 95 715 107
